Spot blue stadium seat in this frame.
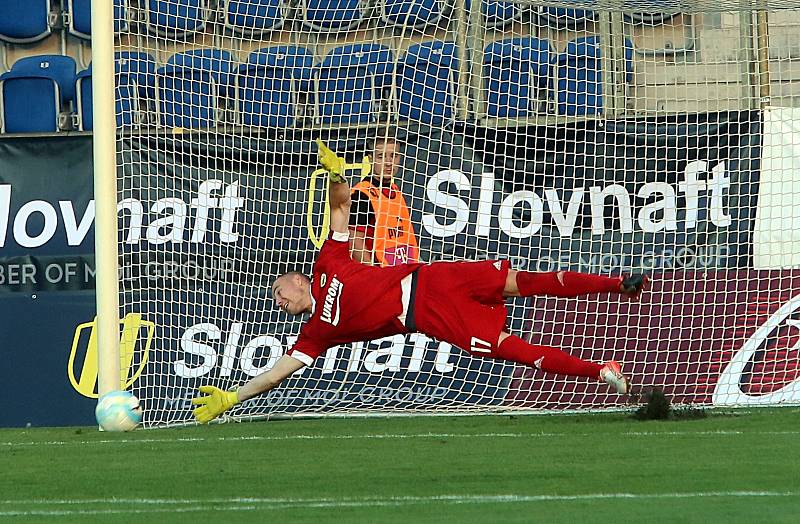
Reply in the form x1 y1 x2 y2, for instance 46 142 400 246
302 0 364 32
76 52 157 130
483 37 552 118
382 0 442 29
554 36 634 116
145 0 208 37
623 12 680 24
0 0 53 44
66 0 130 40
538 7 597 29
398 41 459 124
315 44 394 125
236 46 315 128
466 0 523 28
223 0 286 35
0 55 77 133
158 49 233 128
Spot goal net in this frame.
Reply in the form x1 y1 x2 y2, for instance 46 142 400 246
108 0 800 426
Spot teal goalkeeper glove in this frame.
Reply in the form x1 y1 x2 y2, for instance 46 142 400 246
316 139 346 183
191 386 239 424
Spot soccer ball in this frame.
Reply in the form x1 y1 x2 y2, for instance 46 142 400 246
95 391 143 432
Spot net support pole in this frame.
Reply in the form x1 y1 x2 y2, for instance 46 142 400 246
454 0 470 120
739 11 757 110
599 11 623 118
468 0 486 122
91 0 121 397
756 11 771 107
609 11 627 117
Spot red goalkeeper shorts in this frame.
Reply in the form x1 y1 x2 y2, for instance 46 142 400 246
408 259 510 356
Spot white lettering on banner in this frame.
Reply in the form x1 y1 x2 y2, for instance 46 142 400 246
499 191 543 238
0 263 38 285
174 323 220 378
519 246 731 273
422 161 732 239
362 335 405 372
240 335 284 376
421 170 471 238
712 294 800 406
321 335 455 374
0 180 243 248
173 323 457 379
0 185 10 244
14 200 59 248
320 276 343 326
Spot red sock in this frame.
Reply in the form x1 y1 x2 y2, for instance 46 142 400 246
515 271 621 298
495 335 602 379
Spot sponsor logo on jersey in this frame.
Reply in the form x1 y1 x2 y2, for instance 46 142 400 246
319 273 327 287
320 276 343 326
493 261 502 270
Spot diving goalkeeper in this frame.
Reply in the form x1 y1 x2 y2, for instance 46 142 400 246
191 140 649 423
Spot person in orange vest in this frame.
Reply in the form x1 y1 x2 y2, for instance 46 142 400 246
349 128 419 266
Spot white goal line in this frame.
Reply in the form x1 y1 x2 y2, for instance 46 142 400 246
1 491 797 517
1 429 798 448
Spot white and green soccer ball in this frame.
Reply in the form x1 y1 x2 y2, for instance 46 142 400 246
95 391 143 432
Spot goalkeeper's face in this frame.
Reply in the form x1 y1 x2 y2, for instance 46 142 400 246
271 274 311 316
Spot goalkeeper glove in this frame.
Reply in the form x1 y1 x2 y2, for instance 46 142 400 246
191 385 239 424
315 139 346 183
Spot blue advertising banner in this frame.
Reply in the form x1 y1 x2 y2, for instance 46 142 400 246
0 137 98 426
402 111 761 272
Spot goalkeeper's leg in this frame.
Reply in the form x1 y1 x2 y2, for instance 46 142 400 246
494 333 630 394
506 270 648 299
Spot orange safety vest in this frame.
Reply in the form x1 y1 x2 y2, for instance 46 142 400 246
352 179 419 267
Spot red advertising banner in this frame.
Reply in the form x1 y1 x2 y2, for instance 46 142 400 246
510 271 800 409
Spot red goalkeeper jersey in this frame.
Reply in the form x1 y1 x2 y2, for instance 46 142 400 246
288 231 423 365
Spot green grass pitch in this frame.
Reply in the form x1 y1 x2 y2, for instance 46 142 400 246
1 408 798 523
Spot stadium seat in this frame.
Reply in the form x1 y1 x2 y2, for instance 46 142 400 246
66 0 130 40
398 41 459 124
554 36 634 116
76 52 157 130
223 0 286 35
537 7 597 29
144 0 208 37
465 0 523 28
623 12 681 24
302 0 364 32
382 0 443 29
483 37 552 118
315 44 394 125
236 46 315 128
158 49 233 128
0 0 54 44
0 55 77 133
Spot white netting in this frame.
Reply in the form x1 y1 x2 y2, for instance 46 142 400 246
99 1 800 426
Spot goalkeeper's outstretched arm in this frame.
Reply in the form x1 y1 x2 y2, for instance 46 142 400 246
328 175 351 236
237 354 304 401
317 139 351 236
191 355 304 423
